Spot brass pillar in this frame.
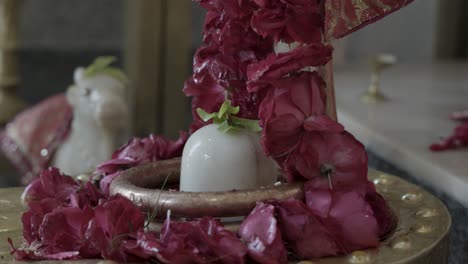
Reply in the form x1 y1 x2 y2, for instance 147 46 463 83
0 0 25 126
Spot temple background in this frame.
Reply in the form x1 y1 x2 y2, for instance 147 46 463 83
18 0 440 105
20 0 438 62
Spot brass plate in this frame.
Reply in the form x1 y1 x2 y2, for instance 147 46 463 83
0 169 451 263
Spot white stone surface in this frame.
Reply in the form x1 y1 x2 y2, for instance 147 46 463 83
180 124 277 192
335 63 468 206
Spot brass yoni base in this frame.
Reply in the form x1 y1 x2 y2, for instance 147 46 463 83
0 170 450 263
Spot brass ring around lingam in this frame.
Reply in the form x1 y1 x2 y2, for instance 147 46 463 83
109 158 304 219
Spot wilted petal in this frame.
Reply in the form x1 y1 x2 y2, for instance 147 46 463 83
85 195 145 261
285 131 368 193
259 72 328 158
96 132 188 192
247 44 332 92
365 189 397 239
239 202 287 264
251 0 322 44
430 122 468 151
275 199 342 258
22 167 78 205
329 192 379 250
160 217 247 264
303 115 344 132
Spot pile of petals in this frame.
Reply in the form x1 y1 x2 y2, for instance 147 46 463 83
96 132 188 194
430 110 468 151
184 0 275 121
11 0 400 262
10 167 395 263
9 168 247 262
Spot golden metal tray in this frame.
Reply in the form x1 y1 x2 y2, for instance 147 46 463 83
0 169 451 263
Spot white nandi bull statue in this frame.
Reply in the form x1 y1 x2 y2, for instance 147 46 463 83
0 57 130 184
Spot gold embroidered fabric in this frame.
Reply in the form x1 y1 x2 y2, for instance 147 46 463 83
324 0 415 39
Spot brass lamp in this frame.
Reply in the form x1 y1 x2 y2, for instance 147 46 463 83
361 54 396 104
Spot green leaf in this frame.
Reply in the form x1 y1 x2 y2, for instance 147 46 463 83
217 100 231 119
231 116 262 132
94 56 116 69
229 105 240 115
84 56 115 76
83 56 127 83
198 100 262 133
212 116 224 125
100 68 128 84
197 108 216 122
217 119 231 133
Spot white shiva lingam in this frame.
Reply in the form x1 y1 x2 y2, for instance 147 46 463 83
180 100 278 192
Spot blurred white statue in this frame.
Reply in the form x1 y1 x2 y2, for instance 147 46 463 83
53 57 130 176
0 57 130 183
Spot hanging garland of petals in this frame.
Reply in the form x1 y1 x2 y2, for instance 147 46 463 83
9 0 404 262
257 71 334 158
250 0 323 44
183 2 274 121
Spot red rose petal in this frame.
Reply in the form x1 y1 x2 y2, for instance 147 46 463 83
247 44 332 93
259 71 328 158
285 131 369 194
329 192 379 250
239 202 288 264
365 189 397 239
275 199 343 258
160 217 248 263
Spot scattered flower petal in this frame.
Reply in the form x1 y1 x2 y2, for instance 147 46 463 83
430 122 468 151
239 202 287 264
85 195 145 262
160 217 248 263
275 199 343 258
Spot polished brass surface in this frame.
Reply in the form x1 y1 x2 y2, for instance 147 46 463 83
361 54 396 104
0 0 26 125
0 170 451 263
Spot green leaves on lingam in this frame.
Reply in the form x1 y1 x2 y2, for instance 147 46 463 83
84 56 128 83
197 100 262 133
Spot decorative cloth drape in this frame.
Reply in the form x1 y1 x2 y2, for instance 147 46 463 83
0 94 72 184
324 0 415 40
